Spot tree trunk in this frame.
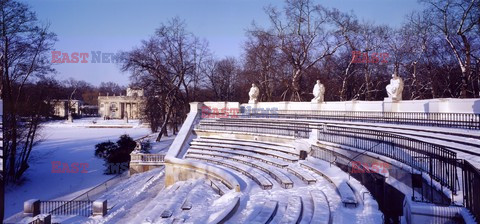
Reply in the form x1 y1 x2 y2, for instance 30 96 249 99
156 103 172 142
290 69 302 101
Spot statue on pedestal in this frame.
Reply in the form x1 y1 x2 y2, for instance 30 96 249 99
133 142 142 153
311 80 325 103
386 73 404 100
248 83 259 104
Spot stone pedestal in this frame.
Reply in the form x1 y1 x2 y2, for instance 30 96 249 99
93 200 108 216
309 102 322 110
345 100 357 111
383 98 399 112
248 100 258 104
24 199 40 216
309 129 319 143
189 102 203 113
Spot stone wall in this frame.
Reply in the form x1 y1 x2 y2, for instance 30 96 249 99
201 98 480 114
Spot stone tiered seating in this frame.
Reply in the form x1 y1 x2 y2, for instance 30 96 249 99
310 190 331 224
189 121 390 222
286 166 316 185
209 179 232 196
185 154 274 190
195 137 298 156
278 196 303 224
190 141 299 162
187 149 294 188
246 200 279 224
189 145 290 168
300 161 358 207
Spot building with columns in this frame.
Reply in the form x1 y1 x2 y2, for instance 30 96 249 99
52 99 83 118
98 88 145 119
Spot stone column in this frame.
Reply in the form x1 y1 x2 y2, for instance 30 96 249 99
127 103 131 119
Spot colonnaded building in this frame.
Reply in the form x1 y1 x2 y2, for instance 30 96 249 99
98 88 145 119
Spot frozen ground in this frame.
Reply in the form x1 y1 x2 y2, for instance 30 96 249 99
5 118 152 218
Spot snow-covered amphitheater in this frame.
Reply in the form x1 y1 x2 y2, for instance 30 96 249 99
14 98 480 224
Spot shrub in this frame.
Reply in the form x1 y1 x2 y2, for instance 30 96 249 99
140 140 152 153
94 134 137 174
94 141 117 159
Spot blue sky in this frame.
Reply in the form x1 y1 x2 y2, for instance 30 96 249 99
23 0 422 86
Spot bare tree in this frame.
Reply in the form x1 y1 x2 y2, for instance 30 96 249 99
243 29 284 101
122 17 208 141
261 0 345 101
1 0 56 191
422 0 479 98
98 81 124 96
204 57 239 101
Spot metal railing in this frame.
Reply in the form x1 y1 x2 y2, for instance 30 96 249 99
237 110 480 130
196 121 310 138
314 124 458 195
40 200 93 217
460 160 480 221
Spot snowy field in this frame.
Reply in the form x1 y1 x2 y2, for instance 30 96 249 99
5 118 153 218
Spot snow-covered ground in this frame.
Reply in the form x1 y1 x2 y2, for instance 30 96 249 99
5 118 152 218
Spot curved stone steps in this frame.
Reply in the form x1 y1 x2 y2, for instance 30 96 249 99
300 161 358 207
195 137 297 156
187 149 294 189
310 190 331 224
185 154 274 190
246 200 279 224
277 196 303 224
190 141 298 162
189 145 290 168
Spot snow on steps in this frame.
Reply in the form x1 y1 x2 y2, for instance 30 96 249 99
286 166 316 185
187 149 294 189
209 178 232 196
190 141 298 162
194 137 297 155
310 190 331 224
300 161 358 207
189 145 290 168
185 154 274 190
206 195 241 224
246 200 279 224
277 196 303 224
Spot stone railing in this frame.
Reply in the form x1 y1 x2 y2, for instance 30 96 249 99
130 153 165 164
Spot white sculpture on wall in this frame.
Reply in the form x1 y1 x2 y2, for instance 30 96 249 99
386 73 404 100
311 80 325 103
248 83 259 104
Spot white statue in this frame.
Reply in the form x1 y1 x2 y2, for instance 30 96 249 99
311 80 325 103
248 83 259 104
133 142 142 152
386 73 404 100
